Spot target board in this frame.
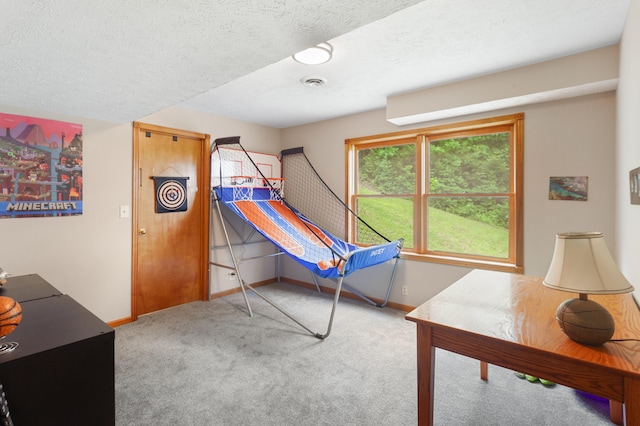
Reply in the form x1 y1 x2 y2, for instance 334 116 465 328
153 176 189 213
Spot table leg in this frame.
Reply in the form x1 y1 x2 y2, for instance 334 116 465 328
480 361 488 381
624 376 640 425
416 324 435 426
609 400 622 425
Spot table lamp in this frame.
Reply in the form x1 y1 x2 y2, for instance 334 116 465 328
543 232 634 346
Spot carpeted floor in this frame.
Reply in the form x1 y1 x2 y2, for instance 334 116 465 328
115 282 612 425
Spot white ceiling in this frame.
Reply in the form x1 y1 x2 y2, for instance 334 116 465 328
0 0 630 129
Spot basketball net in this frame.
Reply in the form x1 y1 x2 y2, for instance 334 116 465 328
261 177 284 200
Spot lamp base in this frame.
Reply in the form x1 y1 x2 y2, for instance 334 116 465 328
556 298 615 346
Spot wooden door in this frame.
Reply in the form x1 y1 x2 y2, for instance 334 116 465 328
132 122 210 319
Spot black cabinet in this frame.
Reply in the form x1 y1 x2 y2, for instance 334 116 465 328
0 273 61 302
0 275 115 425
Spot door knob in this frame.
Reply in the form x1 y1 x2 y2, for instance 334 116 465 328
138 228 147 235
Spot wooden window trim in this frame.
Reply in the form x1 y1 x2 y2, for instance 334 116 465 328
345 113 524 273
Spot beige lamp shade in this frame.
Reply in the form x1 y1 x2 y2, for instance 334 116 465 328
543 232 634 295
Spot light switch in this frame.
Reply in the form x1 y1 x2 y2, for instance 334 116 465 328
120 205 130 218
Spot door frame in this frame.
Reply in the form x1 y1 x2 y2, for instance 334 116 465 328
131 121 210 320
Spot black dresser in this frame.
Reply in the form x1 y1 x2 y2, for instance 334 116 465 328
0 274 115 425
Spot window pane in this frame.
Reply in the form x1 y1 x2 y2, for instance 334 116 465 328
358 144 415 195
429 133 510 194
427 196 509 258
356 196 414 248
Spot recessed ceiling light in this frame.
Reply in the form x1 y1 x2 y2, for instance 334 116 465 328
292 42 333 65
300 76 327 87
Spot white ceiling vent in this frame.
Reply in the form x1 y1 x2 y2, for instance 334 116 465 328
300 76 327 87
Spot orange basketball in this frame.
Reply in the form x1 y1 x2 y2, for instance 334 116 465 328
317 259 338 270
0 296 22 338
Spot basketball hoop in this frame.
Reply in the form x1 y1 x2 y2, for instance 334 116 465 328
261 177 285 200
232 186 253 201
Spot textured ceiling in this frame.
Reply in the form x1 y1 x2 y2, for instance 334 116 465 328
0 0 630 128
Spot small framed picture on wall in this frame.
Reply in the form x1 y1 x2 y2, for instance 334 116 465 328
548 176 588 201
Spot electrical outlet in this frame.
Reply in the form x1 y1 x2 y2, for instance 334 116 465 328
402 285 408 296
228 272 236 281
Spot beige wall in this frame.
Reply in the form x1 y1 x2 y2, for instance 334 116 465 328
387 45 619 125
617 0 640 294
281 92 617 306
0 105 280 322
0 28 633 321
0 105 133 321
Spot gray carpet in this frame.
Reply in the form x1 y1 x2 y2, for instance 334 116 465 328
115 282 612 425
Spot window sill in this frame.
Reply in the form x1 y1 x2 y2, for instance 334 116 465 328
400 251 523 274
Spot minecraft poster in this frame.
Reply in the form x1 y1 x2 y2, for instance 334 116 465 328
0 112 83 218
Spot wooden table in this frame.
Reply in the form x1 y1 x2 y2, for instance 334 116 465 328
405 269 640 426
